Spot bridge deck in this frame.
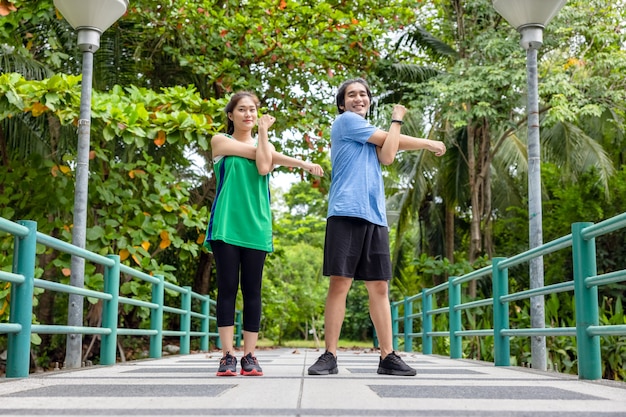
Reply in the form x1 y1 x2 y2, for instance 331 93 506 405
1 348 625 416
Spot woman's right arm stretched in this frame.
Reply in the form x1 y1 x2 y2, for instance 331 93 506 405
271 151 324 176
210 133 324 177
210 134 257 160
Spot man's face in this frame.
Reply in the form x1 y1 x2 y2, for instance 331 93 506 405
341 83 370 117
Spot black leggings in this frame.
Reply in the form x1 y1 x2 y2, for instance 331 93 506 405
210 240 267 332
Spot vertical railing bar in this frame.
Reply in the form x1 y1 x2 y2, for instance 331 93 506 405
100 255 120 365
403 297 413 352
391 302 399 352
180 286 191 355
422 289 433 355
493 257 510 366
572 222 601 380
449 277 462 359
200 295 209 352
149 275 164 358
6 220 37 378
234 310 242 348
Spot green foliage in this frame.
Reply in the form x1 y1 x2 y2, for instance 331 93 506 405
493 162 626 380
280 180 329 220
262 243 326 343
1 0 421 157
393 252 489 297
342 282 373 342
1 0 425 369
2 0 626 379
599 296 626 381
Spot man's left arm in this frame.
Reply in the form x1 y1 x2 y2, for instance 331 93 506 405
370 131 446 156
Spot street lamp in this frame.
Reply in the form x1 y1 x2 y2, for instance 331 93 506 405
492 0 566 372
53 0 128 370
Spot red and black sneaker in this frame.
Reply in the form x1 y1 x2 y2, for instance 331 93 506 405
240 352 263 376
216 352 237 376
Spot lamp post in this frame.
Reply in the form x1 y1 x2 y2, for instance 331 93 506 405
53 0 128 370
493 0 566 372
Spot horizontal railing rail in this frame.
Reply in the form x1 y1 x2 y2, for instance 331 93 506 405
0 217 241 378
391 213 626 380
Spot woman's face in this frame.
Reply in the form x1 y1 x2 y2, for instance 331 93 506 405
229 96 258 130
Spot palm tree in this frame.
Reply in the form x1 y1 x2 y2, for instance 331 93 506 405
369 24 458 286
372 0 622 298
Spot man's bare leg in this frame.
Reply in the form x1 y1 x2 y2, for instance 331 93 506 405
323 275 352 355
365 280 393 359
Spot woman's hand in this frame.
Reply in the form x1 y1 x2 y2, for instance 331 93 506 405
257 114 276 132
301 161 324 177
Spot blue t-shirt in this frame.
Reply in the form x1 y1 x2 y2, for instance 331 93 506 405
327 111 387 226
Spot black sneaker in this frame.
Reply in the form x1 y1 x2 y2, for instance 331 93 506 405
216 352 237 376
240 352 263 376
308 351 338 375
377 352 417 376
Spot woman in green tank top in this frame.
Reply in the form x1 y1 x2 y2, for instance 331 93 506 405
205 92 323 376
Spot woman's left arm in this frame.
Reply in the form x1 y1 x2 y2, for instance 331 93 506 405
256 115 275 175
271 152 324 176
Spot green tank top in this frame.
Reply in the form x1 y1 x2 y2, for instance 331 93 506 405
204 146 273 252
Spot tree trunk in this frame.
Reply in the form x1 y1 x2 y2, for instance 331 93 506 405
467 122 480 298
482 127 494 257
194 251 213 295
0 124 8 167
477 120 494 258
445 206 455 263
34 252 57 365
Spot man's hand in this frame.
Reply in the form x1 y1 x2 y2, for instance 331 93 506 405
391 104 407 121
429 140 446 157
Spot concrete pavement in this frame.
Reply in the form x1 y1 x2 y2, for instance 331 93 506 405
1 347 625 416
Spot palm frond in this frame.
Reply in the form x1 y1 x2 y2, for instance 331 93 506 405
0 45 53 80
394 26 459 60
379 62 441 84
543 121 614 196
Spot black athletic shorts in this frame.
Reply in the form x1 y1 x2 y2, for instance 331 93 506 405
323 216 392 281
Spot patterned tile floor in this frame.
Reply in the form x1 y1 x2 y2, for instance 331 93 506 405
1 348 625 416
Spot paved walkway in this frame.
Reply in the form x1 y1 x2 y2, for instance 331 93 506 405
1 348 625 416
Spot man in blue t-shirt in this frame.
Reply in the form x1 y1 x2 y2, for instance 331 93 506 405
308 78 446 376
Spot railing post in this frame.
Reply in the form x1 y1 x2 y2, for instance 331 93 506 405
234 310 242 348
149 274 164 358
7 220 37 378
404 297 413 352
572 222 601 380
100 255 120 365
449 277 462 359
200 295 209 352
422 289 433 355
391 301 399 351
492 257 510 366
180 286 191 355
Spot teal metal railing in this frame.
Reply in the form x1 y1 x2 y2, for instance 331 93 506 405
391 214 626 380
0 217 241 378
